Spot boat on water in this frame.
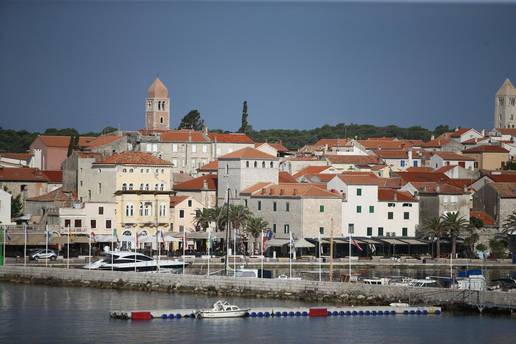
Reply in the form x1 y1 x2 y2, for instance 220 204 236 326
83 251 189 272
195 300 249 319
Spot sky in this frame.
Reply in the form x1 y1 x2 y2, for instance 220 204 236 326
1 0 516 133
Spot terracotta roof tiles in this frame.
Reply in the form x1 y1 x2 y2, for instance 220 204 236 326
159 130 210 143
0 167 49 182
219 147 277 160
378 188 417 202
463 145 509 153
174 174 217 191
208 132 254 143
95 152 172 166
246 183 340 198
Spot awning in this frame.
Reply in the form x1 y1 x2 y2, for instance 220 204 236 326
267 238 289 247
400 238 428 245
294 238 315 248
5 233 63 246
358 238 383 244
381 238 409 245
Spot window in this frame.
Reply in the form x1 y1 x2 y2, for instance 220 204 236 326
172 159 177 167
98 207 104 215
106 220 112 229
270 161 274 168
272 224 276 233
319 205 325 213
378 227 384 236
284 224 290 234
413 160 418 167
139 203 143 216
367 227 372 236
65 219 71 228
388 203 395 207
400 160 406 167
348 223 354 234
286 202 290 212
388 212 393 220
145 184 149 191
122 183 127 191
254 161 258 168
357 188 362 196
258 201 262 211
188 200 192 207
98 183 102 193
160 184 164 191
319 227 324 235
246 161 250 168
202 144 208 153
154 184 159 190
90 220 96 229
125 204 134 217
179 225 184 232
356 205 362 213
140 183 144 190
179 210 184 218
192 145 197 153
499 97 505 106
172 144 178 152
159 204 167 217
262 161 266 168
369 206 374 213
273 202 277 212
402 227 408 237
160 117 164 124
402 203 412 207
404 212 409 220
129 168 133 173
226 164 229 174
244 199 248 207
74 219 82 228
123 168 127 173
128 183 133 191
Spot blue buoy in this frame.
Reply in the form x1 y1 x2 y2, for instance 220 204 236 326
416 310 422 315
175 314 182 319
289 312 295 317
358 311 364 316
403 310 409 315
352 311 358 316
378 310 383 315
327 311 332 316
372 311 377 315
346 311 351 316
410 310 416 315
302 311 308 316
365 311 371 315
331 311 338 316
168 314 175 319
264 312 270 317
275 312 281 317
282 311 288 317
257 312 264 317
435 310 441 315
295 311 301 316
161 314 167 319
390 310 396 315
250 312 257 317
339 311 345 316
422 310 428 315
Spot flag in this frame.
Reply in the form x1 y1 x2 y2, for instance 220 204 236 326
351 238 363 252
112 228 119 243
289 232 295 249
5 228 11 241
157 229 164 243
46 229 53 241
369 243 376 254
90 231 96 242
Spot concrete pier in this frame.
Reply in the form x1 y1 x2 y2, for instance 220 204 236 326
1 266 515 313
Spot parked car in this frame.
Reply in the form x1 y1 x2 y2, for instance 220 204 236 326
30 249 57 261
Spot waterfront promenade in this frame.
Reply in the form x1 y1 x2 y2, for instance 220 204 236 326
1 266 515 313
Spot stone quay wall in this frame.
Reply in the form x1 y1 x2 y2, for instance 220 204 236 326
1 266 515 311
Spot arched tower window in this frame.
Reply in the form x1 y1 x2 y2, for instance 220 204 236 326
160 117 164 124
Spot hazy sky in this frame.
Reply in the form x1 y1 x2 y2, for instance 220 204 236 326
1 0 516 133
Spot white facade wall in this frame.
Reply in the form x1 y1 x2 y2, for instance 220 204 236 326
429 155 475 170
56 202 116 234
0 189 12 225
212 142 254 158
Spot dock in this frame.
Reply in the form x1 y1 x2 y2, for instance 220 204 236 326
110 305 442 320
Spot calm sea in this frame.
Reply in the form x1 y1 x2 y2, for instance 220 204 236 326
0 282 514 344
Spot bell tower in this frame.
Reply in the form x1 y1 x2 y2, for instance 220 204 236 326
145 77 170 131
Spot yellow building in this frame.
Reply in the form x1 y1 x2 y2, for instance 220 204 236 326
463 145 509 170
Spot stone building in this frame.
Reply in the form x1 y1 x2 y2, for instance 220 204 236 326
462 145 510 170
173 174 217 208
145 77 170 131
494 78 516 129
473 182 516 228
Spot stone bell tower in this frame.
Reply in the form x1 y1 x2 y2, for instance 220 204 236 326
495 78 516 129
145 77 170 131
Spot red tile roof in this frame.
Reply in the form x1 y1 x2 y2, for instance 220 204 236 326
255 142 289 152
433 152 475 161
496 128 516 136
219 147 276 160
95 152 172 165
82 135 122 148
174 174 217 191
198 160 218 172
449 128 472 137
279 172 298 183
463 145 509 153
241 182 274 194
470 210 495 226
462 137 488 145
407 182 465 195
26 187 76 202
406 167 434 172
421 137 453 148
482 171 516 183
169 195 189 208
0 167 49 182
358 139 406 150
434 165 457 174
293 166 330 178
42 170 63 183
325 154 379 165
488 182 516 198
159 130 210 143
335 174 379 185
0 152 32 161
396 171 450 183
35 135 96 148
378 188 417 202
246 183 340 198
208 132 254 143
375 150 409 159
446 178 475 189
314 138 349 147
377 178 403 188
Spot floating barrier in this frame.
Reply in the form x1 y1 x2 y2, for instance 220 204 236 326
110 305 442 320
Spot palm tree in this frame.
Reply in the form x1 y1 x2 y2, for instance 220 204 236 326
193 208 212 232
502 211 516 238
245 216 269 254
441 212 469 258
229 205 251 254
421 217 445 258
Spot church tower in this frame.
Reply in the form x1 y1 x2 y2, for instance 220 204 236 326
145 77 170 131
494 78 516 129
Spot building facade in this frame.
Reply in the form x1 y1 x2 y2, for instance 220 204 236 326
494 79 516 129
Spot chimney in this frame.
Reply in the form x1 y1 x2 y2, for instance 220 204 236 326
293 188 298 195
408 149 413 167
202 179 208 190
261 188 266 195
279 189 284 195
394 192 398 202
203 126 209 136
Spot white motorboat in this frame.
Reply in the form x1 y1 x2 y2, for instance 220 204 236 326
195 300 249 319
83 251 189 272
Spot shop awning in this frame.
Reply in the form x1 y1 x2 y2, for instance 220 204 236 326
380 238 410 245
400 238 428 245
267 238 289 247
294 238 315 248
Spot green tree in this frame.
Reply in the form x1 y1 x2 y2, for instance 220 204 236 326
502 211 516 238
101 126 118 135
475 243 488 259
178 110 205 130
489 238 507 258
441 212 469 258
11 194 23 219
433 124 451 137
238 101 252 134
66 134 80 157
245 216 269 253
44 128 79 136
421 217 445 258
193 208 213 232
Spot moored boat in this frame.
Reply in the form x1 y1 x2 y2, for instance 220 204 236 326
195 300 249 319
83 251 189 272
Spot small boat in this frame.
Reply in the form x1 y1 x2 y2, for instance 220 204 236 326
83 251 189 272
195 300 249 319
